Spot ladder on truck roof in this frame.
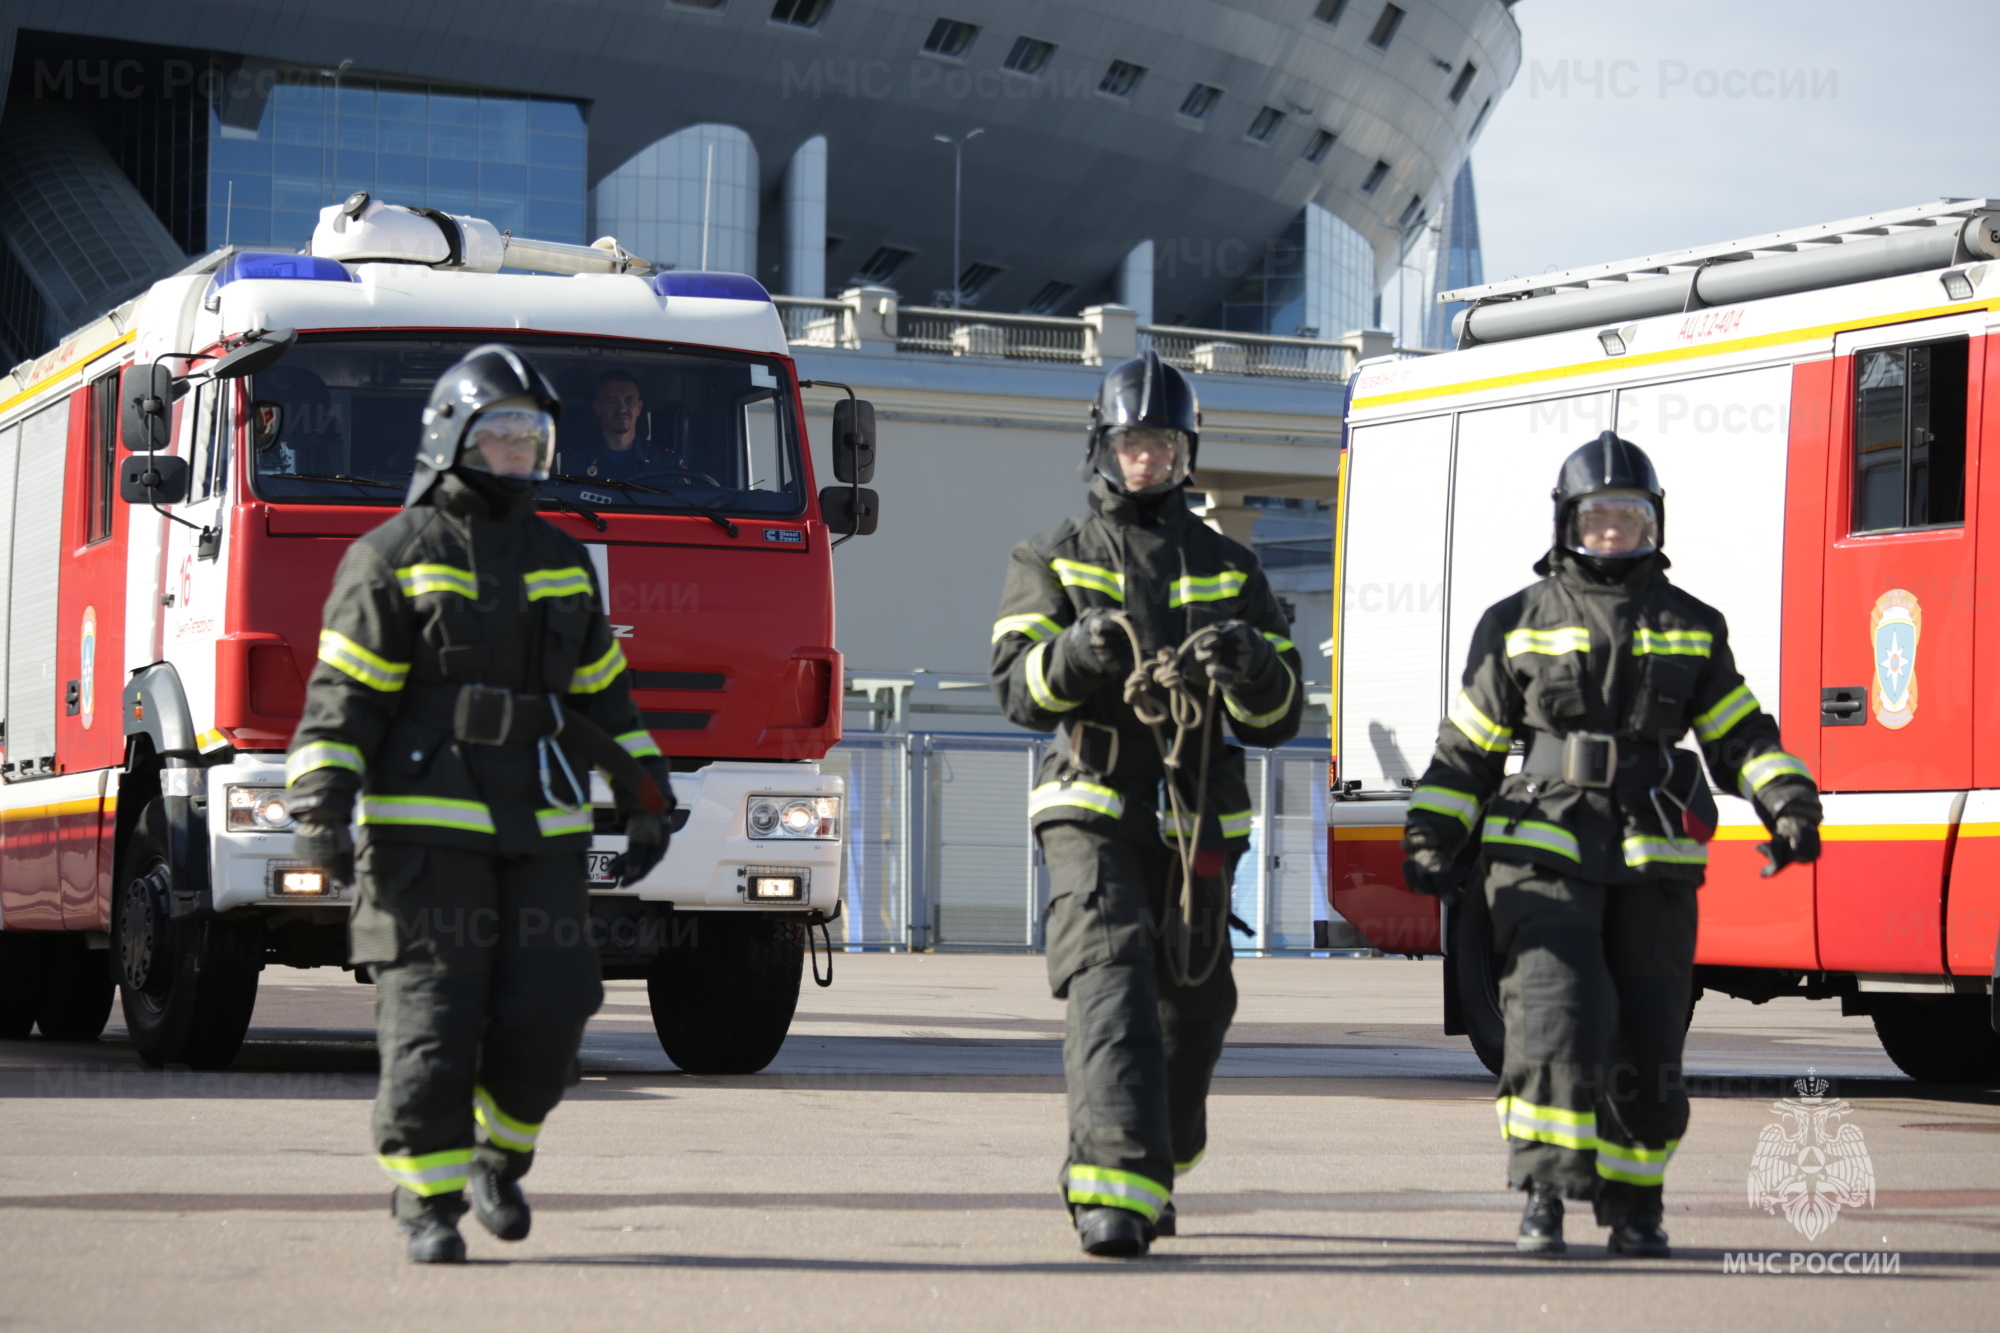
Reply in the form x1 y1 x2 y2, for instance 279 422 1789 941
1438 198 1998 304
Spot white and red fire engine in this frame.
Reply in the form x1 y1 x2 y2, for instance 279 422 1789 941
1330 199 2000 1083
0 199 877 1071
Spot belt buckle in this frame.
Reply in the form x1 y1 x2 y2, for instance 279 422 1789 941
453 684 514 746
1561 731 1617 789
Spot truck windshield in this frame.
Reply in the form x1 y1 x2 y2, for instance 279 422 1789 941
244 334 805 515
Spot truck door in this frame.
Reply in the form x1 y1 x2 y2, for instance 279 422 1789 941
1816 314 1986 974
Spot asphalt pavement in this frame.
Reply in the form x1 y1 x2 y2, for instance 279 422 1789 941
2 953 1995 1331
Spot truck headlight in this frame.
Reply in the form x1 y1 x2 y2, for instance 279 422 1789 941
746 795 839 840
226 785 296 832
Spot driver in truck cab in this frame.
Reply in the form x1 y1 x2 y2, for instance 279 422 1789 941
283 344 673 1263
560 367 685 480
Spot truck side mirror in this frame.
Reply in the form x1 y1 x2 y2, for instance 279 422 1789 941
121 363 176 452
820 485 879 538
831 398 875 483
207 327 298 381
120 453 191 506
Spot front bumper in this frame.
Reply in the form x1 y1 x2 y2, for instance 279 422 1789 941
203 758 844 916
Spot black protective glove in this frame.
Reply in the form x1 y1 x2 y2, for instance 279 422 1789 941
1759 799 1822 876
292 814 355 885
1400 822 1462 903
1194 620 1279 692
1053 607 1134 681
609 809 668 887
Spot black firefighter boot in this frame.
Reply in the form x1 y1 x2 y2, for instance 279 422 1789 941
1076 1206 1154 1258
1598 1182 1671 1258
394 1191 468 1264
470 1153 533 1242
1516 1183 1566 1256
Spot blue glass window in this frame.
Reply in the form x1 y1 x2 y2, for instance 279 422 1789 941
206 75 588 249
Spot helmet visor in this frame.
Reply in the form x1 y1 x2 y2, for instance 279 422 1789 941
1095 424 1191 495
1567 490 1659 557
460 407 555 481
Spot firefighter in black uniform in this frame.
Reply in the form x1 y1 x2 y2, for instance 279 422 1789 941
286 346 671 1263
1402 432 1822 1257
991 352 1304 1258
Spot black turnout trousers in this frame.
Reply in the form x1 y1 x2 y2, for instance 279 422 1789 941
1040 821 1238 1224
353 840 604 1219
1485 857 1697 1215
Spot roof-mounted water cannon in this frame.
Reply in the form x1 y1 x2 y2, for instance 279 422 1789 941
308 191 655 277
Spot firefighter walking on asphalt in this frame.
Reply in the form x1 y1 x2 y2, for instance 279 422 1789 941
990 351 1304 1258
285 345 672 1263
1402 431 1823 1257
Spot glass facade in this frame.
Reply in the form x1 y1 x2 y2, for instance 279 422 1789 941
206 74 587 253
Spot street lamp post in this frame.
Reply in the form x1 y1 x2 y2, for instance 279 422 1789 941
932 128 984 308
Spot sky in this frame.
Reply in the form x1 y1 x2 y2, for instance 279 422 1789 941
1413 0 1999 331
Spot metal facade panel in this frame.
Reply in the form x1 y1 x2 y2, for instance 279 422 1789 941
1614 367 1792 716
8 400 68 775
1338 414 1453 789
928 741 1034 948
1445 392 1613 683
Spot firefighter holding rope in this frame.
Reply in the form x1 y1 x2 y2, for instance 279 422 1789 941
990 351 1304 1257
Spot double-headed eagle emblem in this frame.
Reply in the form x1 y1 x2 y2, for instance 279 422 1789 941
1748 1072 1876 1240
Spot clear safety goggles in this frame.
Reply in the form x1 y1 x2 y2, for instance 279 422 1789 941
460 407 556 481
1566 490 1659 557
1096 424 1192 495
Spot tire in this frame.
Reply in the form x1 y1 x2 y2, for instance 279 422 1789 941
1871 995 2000 1085
0 932 50 1040
114 801 263 1069
645 914 804 1075
1452 875 1506 1077
34 935 114 1041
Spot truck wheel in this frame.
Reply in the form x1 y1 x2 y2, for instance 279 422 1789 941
1871 995 2000 1085
645 915 804 1075
1452 877 1506 1077
114 803 262 1070
0 933 50 1039
34 936 114 1041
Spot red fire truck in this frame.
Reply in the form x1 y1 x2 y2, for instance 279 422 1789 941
0 199 877 1071
1329 199 2000 1084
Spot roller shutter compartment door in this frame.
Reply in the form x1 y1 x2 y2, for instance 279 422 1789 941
8 400 67 778
0 422 17 749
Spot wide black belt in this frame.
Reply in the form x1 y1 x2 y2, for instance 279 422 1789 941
403 683 667 813
1523 730 1715 842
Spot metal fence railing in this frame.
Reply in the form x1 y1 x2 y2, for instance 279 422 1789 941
1139 326 1356 383
772 296 854 348
893 306 1091 364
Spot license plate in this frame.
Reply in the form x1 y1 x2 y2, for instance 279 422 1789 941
586 850 619 885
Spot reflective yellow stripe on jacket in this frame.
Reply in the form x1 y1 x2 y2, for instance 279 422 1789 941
1630 628 1713 657
569 642 628 695
1028 780 1124 820
359 795 496 835
1481 815 1580 863
524 566 594 601
395 563 477 599
285 740 364 786
1495 1096 1598 1151
474 1086 543 1154
318 630 410 693
1050 558 1123 601
1167 570 1247 608
1223 662 1296 729
1448 690 1513 753
1693 684 1758 741
377 1148 473 1197
1739 750 1811 798
992 613 1064 643
1409 784 1480 831
1505 626 1591 657
616 729 663 760
1024 640 1082 714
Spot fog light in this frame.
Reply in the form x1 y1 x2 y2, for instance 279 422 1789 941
750 874 802 900
267 861 332 898
739 865 809 901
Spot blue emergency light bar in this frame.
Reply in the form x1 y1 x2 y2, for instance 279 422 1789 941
207 252 355 293
650 271 772 303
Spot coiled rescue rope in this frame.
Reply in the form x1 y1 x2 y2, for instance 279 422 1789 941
1106 613 1229 988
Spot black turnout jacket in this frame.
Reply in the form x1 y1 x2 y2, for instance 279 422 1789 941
1407 548 1819 883
991 480 1304 844
285 474 664 856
